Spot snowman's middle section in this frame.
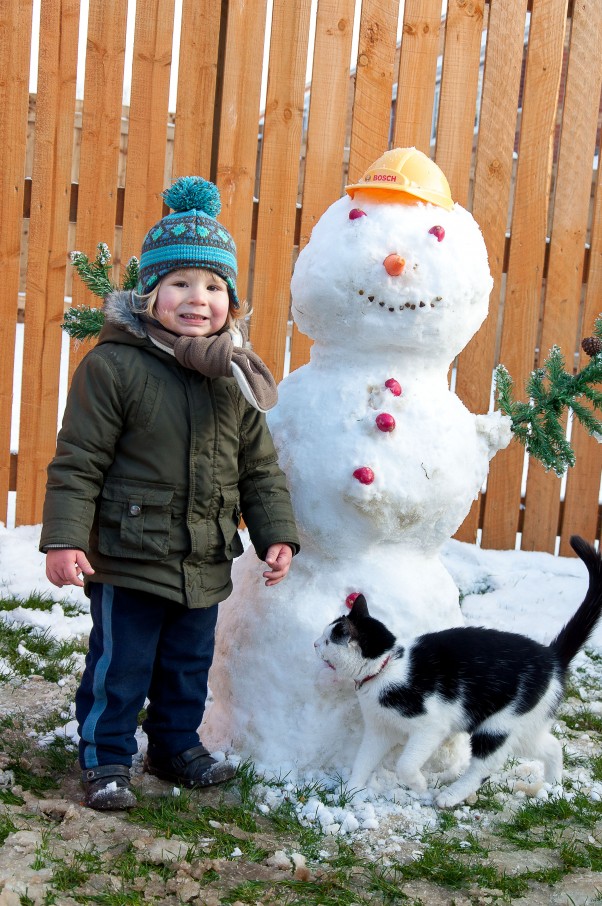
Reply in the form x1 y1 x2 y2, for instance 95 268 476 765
269 354 493 555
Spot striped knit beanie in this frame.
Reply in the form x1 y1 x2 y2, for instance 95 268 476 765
137 176 239 308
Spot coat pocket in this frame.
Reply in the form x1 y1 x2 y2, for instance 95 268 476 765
218 484 244 560
98 478 175 559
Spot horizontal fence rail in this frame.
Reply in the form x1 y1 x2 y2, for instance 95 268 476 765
1 0 601 552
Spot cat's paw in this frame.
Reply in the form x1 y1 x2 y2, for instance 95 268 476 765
397 769 427 794
435 780 478 809
435 787 464 809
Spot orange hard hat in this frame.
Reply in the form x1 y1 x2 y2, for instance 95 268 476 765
345 148 454 211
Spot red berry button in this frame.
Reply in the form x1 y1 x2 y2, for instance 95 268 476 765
384 378 402 396
376 413 396 432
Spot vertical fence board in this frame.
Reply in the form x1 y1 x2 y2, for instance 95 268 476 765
171 0 221 180
347 0 400 184
521 0 602 552
559 161 602 552
393 0 442 153
69 0 127 378
215 0 269 305
434 0 484 206
248 0 312 379
121 0 175 265
16 0 79 527
453 0 528 543
481 0 567 549
289 0 356 373
0 0 33 523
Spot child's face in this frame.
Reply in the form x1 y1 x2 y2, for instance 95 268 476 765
154 268 230 337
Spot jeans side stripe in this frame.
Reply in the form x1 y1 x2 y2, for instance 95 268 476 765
81 584 114 768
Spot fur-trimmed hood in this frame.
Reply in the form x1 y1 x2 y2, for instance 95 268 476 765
103 289 149 340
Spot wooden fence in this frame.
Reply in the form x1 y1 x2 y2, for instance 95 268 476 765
0 0 600 553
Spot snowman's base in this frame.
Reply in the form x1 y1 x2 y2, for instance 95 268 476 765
203 543 464 776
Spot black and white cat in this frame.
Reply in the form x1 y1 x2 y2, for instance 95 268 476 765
314 535 602 808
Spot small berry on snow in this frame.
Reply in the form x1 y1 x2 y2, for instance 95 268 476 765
385 378 402 396
349 208 367 220
345 592 361 609
428 225 445 242
353 467 375 485
376 413 396 432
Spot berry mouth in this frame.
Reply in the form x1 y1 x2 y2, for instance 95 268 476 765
357 290 443 312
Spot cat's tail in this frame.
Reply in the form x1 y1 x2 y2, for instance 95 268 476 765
549 536 602 670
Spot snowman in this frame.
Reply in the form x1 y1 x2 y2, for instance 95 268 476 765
203 148 512 777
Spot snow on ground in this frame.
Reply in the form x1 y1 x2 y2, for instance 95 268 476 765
0 521 600 840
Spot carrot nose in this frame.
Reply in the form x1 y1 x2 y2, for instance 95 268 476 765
383 253 405 276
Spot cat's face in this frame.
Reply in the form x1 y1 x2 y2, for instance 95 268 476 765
314 595 397 678
314 614 363 678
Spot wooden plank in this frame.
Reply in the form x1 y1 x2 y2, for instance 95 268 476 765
289 0 356 373
120 0 175 265
347 0 400 184
434 0 485 206
453 0 528 543
15 0 79 527
69 0 128 379
480 0 567 549
247 0 313 380
215 0 269 305
521 0 602 552
171 0 221 180
393 0 442 153
558 165 602 553
0 0 33 524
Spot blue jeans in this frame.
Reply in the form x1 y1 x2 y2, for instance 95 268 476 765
76 583 218 769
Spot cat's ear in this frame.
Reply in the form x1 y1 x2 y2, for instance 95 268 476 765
349 594 369 620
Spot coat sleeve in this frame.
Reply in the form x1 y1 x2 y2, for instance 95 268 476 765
237 403 300 560
40 350 125 553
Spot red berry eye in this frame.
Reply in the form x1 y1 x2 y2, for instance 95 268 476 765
429 225 445 242
349 208 367 220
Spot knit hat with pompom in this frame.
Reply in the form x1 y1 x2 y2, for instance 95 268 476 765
137 176 239 307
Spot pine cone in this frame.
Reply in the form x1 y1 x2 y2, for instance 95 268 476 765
581 336 602 356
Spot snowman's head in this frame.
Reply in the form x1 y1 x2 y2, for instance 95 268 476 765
291 154 492 360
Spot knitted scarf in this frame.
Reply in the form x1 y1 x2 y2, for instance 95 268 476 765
144 320 278 412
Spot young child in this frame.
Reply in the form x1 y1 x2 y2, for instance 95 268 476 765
40 177 300 810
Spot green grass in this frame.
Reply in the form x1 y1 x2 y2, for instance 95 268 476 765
0 813 18 845
560 707 602 734
0 722 78 795
129 791 270 862
0 591 86 619
0 621 86 683
0 591 87 683
496 790 602 848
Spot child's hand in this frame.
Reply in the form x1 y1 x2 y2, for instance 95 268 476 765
46 549 95 588
262 544 293 586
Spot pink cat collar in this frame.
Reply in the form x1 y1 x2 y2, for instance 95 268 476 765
355 655 391 690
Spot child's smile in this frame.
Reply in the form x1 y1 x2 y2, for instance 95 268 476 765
154 268 230 337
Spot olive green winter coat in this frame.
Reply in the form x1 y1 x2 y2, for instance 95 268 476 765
40 292 299 608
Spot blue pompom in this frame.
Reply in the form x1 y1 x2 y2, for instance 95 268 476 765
162 176 221 217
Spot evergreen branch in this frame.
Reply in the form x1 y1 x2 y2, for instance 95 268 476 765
495 337 602 476
70 244 115 299
62 305 105 340
122 256 140 291
65 245 140 341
